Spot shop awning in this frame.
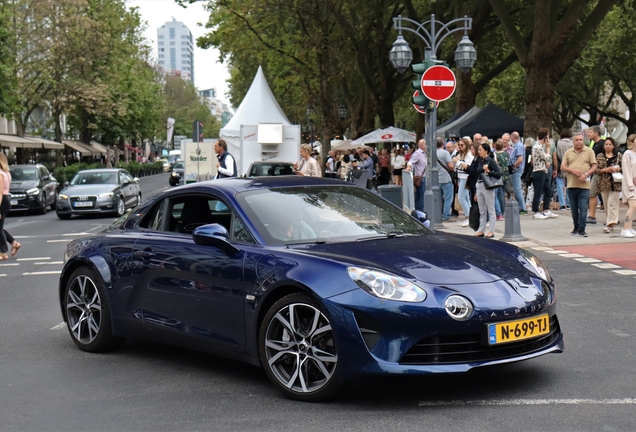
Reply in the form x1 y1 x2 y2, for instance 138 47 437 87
0 134 42 148
29 137 64 150
90 141 109 154
125 144 142 153
62 140 94 156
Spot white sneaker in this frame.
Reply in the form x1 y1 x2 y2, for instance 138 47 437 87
620 229 635 238
459 220 469 227
533 212 548 220
543 210 559 218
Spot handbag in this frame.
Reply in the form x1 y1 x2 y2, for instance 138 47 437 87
413 175 422 187
469 203 480 231
480 172 503 189
612 172 623 182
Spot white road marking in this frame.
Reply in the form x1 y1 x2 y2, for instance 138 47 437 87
50 322 66 330
419 398 636 407
559 253 585 258
22 271 62 276
62 233 91 236
592 263 622 269
575 257 602 263
17 257 50 261
0 274 5 277
0 263 20 266
543 250 570 254
613 269 636 275
608 329 631 338
47 239 72 243
87 225 104 232
531 247 554 251
35 261 63 265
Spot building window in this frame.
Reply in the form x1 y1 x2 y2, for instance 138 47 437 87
170 41 175 46
158 35 164 40
159 54 164 58
159 61 164 65
159 48 164 52
158 42 164 46
169 28 175 39
170 48 176 69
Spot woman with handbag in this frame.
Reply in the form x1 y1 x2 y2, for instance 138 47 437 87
531 128 559 220
453 138 474 227
392 148 405 186
620 134 636 238
461 143 501 238
596 137 622 233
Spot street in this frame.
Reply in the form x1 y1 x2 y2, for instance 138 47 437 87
0 173 635 431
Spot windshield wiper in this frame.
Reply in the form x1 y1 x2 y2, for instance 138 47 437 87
355 232 412 241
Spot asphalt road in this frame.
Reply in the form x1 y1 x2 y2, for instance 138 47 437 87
0 174 634 431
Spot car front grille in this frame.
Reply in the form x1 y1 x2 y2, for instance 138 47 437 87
9 193 26 199
400 315 560 365
69 195 98 208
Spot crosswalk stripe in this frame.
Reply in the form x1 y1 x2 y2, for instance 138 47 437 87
22 271 61 276
35 261 63 265
0 263 20 266
17 257 50 261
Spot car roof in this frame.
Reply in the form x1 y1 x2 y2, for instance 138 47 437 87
11 164 44 168
249 161 293 165
77 169 123 173
176 176 351 194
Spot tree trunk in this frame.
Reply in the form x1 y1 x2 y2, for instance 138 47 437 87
455 69 477 112
523 66 556 138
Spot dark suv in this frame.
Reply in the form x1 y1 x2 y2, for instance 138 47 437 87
9 164 58 214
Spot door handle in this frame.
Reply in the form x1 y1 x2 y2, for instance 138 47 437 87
135 249 156 258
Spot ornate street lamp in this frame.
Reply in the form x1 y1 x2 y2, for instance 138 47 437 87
389 34 413 74
338 104 347 120
454 34 478 74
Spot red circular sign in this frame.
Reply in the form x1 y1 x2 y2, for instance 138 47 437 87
381 134 394 139
421 65 456 102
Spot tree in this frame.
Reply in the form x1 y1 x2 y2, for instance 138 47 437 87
0 1 17 116
490 0 617 136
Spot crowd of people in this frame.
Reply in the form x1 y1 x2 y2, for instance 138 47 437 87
293 125 636 240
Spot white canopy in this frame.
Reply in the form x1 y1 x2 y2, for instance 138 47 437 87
220 66 291 138
351 126 417 145
611 122 627 144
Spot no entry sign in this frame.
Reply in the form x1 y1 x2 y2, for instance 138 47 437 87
421 65 456 102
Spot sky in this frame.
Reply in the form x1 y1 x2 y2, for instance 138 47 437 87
126 0 231 107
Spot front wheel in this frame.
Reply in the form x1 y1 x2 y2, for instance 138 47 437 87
37 193 47 215
115 197 125 216
64 267 125 352
259 293 340 401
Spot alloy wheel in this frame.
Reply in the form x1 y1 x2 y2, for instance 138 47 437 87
264 302 338 394
117 198 125 215
66 274 102 345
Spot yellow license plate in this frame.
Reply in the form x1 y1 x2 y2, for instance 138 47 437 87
488 314 550 345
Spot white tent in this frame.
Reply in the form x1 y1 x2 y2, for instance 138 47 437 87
219 66 293 173
351 126 416 145
611 122 627 144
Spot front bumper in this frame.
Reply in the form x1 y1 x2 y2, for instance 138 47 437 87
56 195 119 214
323 277 563 381
8 193 43 211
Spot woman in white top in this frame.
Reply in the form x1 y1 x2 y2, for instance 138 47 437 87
0 153 20 260
293 144 322 177
452 138 474 227
620 134 636 238
391 148 405 186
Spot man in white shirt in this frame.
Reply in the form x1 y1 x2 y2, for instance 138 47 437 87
214 140 237 179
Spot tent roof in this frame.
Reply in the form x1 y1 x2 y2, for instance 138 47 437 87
437 110 465 130
351 126 417 145
220 66 291 138
436 106 481 138
454 103 524 138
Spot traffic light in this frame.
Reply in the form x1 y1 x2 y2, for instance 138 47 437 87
411 62 427 105
192 120 204 143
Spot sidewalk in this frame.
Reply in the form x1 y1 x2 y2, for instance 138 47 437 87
438 204 635 248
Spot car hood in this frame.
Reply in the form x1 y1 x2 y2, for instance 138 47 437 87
289 233 525 284
60 184 118 196
10 180 39 191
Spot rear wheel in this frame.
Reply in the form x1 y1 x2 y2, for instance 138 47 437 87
64 267 125 352
259 293 340 401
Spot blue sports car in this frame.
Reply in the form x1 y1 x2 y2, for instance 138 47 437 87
58 176 563 401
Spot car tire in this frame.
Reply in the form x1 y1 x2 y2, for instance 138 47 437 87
37 192 47 215
259 293 340 401
64 267 126 352
56 212 71 220
135 193 142 207
115 197 125 216
50 193 57 211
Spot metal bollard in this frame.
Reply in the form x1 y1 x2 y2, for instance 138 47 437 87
500 198 527 242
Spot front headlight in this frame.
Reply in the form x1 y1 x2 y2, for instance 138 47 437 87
26 188 39 196
59 194 68 200
171 172 179 177
347 267 426 302
98 192 114 199
519 249 550 281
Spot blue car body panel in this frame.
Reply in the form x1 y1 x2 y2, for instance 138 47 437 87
59 177 563 382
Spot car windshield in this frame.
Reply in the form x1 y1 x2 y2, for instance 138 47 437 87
71 172 118 185
237 185 430 245
249 163 294 177
173 161 184 169
10 167 38 181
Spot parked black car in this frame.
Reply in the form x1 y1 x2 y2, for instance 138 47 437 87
9 164 58 214
246 161 295 177
168 160 184 186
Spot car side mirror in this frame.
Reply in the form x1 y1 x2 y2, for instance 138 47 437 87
122 179 130 185
133 177 139 182
43 175 50 181
193 224 240 255
64 181 69 187
411 210 431 228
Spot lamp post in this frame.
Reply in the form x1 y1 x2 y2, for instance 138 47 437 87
390 14 476 228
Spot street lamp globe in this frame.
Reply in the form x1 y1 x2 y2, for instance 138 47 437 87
338 104 347 120
454 35 477 74
389 35 413 74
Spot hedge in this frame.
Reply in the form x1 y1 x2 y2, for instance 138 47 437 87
53 161 164 185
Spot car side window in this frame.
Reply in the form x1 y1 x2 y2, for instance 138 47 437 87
157 195 234 235
138 199 166 230
39 167 49 179
233 216 254 243
119 172 126 185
